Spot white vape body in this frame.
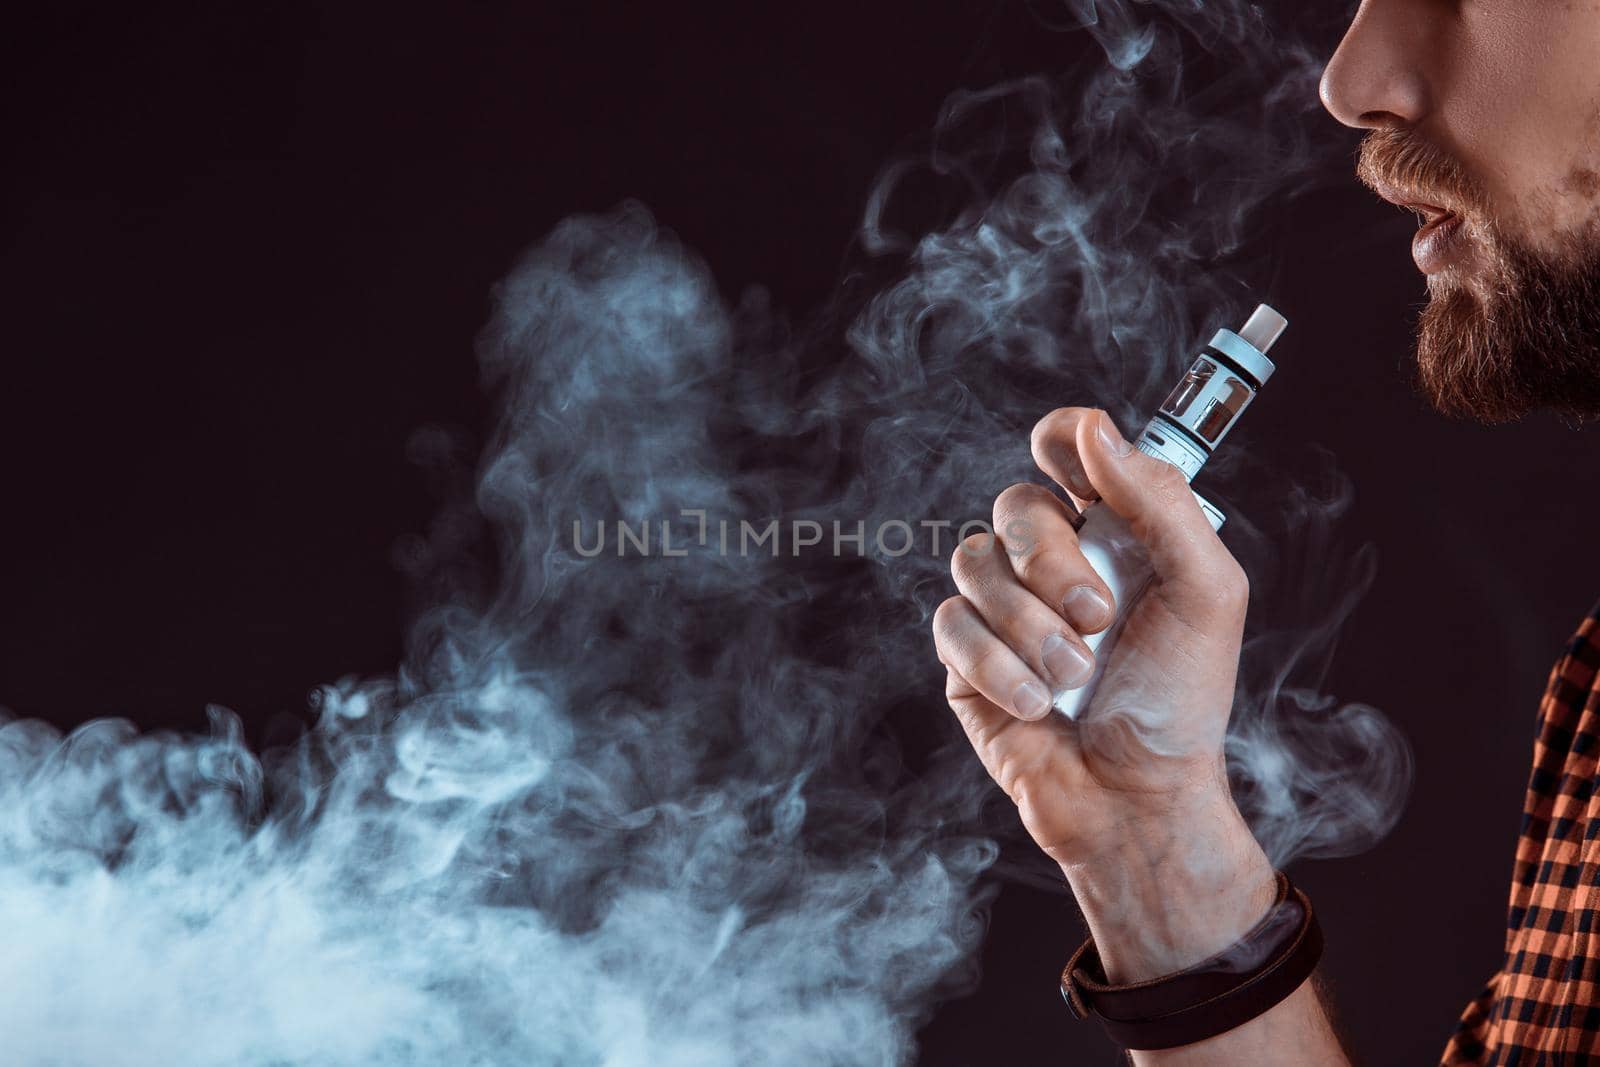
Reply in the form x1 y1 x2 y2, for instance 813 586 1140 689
1052 305 1286 720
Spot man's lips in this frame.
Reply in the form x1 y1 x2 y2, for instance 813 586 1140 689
1411 211 1465 276
1367 178 1468 276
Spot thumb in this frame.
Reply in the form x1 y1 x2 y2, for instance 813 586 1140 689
1075 409 1243 618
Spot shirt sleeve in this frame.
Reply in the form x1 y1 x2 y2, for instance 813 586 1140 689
1439 971 1498 1066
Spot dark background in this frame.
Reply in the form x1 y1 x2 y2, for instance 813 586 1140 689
3 3 1592 1063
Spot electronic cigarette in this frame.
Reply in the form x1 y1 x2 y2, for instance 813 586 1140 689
1053 304 1287 719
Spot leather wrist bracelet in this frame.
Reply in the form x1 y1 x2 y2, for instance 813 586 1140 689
1059 871 1323 1051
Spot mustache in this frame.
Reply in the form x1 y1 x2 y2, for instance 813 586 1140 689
1357 128 1488 216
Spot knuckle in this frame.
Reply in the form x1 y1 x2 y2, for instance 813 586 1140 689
966 640 1015 684
951 533 996 574
1146 459 1188 497
992 749 1026 796
961 532 994 554
1008 535 1057 587
932 595 971 638
1125 460 1190 517
1205 556 1251 615
1219 558 1250 605
949 543 972 581
994 481 1043 515
994 486 1053 550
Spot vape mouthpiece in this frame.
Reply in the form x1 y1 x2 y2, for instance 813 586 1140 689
1130 303 1287 484
1238 304 1288 355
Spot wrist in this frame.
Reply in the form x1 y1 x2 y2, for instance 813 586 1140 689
1059 788 1276 983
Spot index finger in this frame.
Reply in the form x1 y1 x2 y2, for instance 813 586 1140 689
1030 407 1100 510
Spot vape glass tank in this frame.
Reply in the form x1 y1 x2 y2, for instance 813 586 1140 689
1133 304 1287 484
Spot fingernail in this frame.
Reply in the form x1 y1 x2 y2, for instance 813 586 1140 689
1013 679 1053 720
1096 413 1134 457
1061 455 1095 499
1061 585 1113 631
1041 634 1094 689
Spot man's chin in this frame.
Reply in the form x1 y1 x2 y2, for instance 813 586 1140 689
1412 250 1600 424
1413 286 1527 423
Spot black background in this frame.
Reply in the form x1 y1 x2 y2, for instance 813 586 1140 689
4 3 1594 1063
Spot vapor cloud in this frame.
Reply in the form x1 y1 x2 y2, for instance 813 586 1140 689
0 3 1408 1064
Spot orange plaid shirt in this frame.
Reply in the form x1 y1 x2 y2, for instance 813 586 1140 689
1442 605 1600 1064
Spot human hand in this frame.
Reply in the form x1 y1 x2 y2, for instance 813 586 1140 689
932 406 1273 980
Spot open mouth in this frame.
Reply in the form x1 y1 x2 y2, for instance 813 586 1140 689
1411 208 1465 276
1366 180 1471 276
1409 203 1453 230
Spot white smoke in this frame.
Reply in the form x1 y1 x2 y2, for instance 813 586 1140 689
0 2 1408 1064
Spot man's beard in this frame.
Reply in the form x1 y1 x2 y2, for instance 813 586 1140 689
1417 225 1600 422
1360 129 1600 423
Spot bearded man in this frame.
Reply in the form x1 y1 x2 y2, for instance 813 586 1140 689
931 3 1600 1062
